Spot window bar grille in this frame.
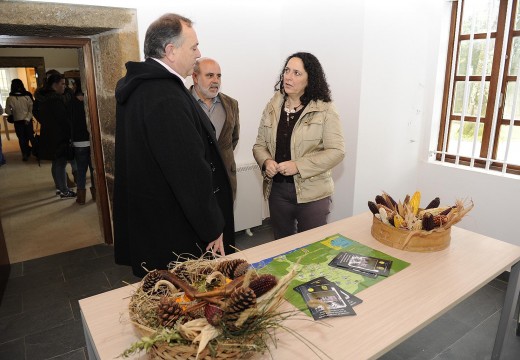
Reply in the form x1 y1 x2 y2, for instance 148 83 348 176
441 0 463 162
455 1 479 165
486 0 514 170
501 31 520 173
470 0 497 168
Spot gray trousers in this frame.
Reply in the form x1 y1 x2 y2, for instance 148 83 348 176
268 182 331 240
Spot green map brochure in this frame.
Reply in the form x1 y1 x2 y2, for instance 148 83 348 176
252 234 410 315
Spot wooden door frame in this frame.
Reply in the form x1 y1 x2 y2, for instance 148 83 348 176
0 36 113 245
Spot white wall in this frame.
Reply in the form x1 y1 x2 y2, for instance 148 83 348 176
26 0 520 246
0 47 79 74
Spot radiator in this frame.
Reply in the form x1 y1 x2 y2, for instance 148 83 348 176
234 162 263 232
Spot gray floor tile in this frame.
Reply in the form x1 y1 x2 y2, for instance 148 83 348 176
384 311 472 360
0 292 23 319
64 271 112 300
63 271 112 321
8 263 23 279
92 243 114 258
25 320 86 360
434 310 498 360
0 337 25 360
235 227 275 250
443 284 505 329
22 246 98 275
487 278 508 292
22 283 70 313
103 265 140 289
0 303 73 344
62 254 117 281
4 267 64 296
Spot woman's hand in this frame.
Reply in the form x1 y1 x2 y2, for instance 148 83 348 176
206 234 225 256
264 159 279 178
276 161 299 176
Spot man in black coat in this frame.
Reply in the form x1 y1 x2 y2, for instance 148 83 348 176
113 13 235 277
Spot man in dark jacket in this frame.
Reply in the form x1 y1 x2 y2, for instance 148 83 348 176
113 13 235 277
190 58 240 201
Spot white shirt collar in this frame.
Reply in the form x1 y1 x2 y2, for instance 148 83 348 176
150 58 186 84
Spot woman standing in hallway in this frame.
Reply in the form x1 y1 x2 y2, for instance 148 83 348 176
253 52 345 240
5 79 35 161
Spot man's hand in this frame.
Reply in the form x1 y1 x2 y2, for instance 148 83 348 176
206 233 225 256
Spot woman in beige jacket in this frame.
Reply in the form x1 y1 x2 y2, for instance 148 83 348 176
5 79 35 161
253 52 345 239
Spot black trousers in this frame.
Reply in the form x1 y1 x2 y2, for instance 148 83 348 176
13 120 35 158
268 181 331 240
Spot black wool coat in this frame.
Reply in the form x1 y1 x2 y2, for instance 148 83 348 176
35 90 71 161
113 59 235 277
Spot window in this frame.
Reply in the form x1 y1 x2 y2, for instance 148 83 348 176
437 0 520 176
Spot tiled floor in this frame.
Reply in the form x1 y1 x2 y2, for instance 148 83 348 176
0 222 519 360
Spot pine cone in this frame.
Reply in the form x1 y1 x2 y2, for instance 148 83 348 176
233 261 250 278
222 287 257 331
171 264 191 283
217 259 249 279
193 265 214 283
156 296 184 327
225 287 256 314
142 270 161 292
249 274 277 297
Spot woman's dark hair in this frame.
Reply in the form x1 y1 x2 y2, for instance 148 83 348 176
275 52 331 104
44 73 64 90
9 78 27 95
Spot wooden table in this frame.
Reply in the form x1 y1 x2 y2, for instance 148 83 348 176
79 212 520 360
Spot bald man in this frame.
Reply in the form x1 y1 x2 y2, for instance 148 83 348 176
191 58 240 200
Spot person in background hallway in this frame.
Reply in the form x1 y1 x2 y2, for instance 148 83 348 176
70 78 95 205
34 69 77 187
253 52 345 240
36 73 76 199
114 13 235 277
5 79 35 161
0 104 5 166
190 58 240 201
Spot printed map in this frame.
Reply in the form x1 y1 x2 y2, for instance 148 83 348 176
252 233 410 313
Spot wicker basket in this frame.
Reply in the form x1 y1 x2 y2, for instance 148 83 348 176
129 319 254 360
371 216 451 252
128 292 256 360
124 259 299 360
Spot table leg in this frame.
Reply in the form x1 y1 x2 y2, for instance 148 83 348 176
80 309 99 360
491 261 520 359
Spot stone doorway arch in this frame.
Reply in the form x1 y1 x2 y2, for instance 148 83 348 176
0 1 140 284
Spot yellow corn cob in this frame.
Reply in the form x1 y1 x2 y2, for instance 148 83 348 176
409 191 421 215
393 214 404 229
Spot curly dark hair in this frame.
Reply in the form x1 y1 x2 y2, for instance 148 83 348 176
274 52 331 104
